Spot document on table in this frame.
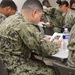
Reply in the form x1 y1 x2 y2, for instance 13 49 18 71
52 48 68 59
45 34 68 59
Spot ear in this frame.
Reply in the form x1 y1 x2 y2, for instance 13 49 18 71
5 6 11 13
32 10 37 18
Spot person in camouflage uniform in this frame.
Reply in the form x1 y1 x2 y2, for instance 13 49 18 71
64 0 75 31
0 0 17 24
0 0 61 75
42 0 51 9
41 0 69 33
67 24 75 68
66 0 75 68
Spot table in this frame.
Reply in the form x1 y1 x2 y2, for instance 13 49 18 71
52 48 68 59
34 34 69 66
34 42 68 66
34 48 68 66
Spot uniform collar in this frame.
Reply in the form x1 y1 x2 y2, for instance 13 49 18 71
18 12 32 23
0 13 6 18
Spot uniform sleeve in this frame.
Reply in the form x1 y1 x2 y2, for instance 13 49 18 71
67 25 75 67
41 8 54 27
64 11 75 30
0 15 6 24
68 25 75 51
19 22 60 57
41 12 48 23
64 18 75 30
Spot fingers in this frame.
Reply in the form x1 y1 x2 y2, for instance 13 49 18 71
43 36 51 41
53 40 62 46
45 22 50 27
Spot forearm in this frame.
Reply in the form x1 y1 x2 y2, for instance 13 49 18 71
38 40 59 57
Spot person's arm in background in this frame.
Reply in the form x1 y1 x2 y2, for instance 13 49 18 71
63 10 75 31
19 22 61 58
52 9 64 33
41 8 63 33
41 8 54 28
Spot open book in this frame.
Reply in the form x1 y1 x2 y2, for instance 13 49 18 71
50 32 63 42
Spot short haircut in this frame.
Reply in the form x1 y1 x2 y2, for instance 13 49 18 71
42 0 49 5
22 0 43 13
70 0 75 8
56 0 69 7
0 0 17 11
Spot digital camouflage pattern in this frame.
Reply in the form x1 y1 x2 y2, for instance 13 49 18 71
64 8 75 31
41 7 64 33
0 13 59 75
67 25 75 68
0 13 6 24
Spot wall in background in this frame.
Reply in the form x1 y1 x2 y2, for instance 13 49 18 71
13 0 25 10
0 0 26 10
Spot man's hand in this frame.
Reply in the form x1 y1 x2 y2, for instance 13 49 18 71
45 22 50 27
53 40 62 46
43 36 51 41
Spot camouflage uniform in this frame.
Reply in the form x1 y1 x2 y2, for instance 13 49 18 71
41 7 64 33
67 25 75 68
0 13 59 75
0 13 6 24
64 8 75 31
